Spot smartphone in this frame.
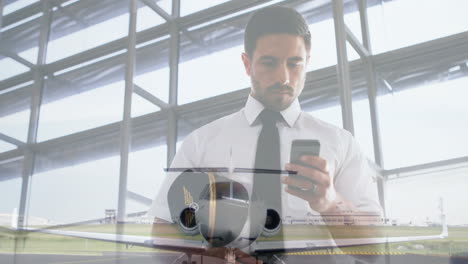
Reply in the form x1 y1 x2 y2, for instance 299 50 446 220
288 140 321 191
290 139 321 166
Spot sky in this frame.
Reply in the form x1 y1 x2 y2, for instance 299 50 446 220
0 0 468 225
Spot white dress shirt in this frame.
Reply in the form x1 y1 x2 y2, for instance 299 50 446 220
148 95 382 222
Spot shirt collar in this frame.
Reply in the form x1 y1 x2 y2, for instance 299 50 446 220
244 95 301 127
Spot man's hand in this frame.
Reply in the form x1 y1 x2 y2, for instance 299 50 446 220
282 156 385 264
282 155 354 213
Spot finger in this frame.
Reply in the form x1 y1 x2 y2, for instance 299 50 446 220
285 163 329 187
299 155 327 173
281 176 316 190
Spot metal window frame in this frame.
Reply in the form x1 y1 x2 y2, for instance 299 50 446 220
17 0 52 228
116 0 138 224
1 31 467 181
0 0 466 227
331 0 387 223
166 0 180 167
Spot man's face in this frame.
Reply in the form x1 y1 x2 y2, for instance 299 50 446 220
242 34 310 111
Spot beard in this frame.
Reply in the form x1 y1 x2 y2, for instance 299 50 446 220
250 80 298 112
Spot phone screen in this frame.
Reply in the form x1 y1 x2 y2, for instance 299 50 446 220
290 139 320 166
288 140 321 190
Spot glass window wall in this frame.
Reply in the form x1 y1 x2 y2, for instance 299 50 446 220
46 1 165 63
0 56 30 81
353 96 375 162
0 83 31 144
158 0 172 15
134 35 171 103
307 104 342 129
3 0 39 15
0 178 22 223
181 0 231 17
37 80 125 142
368 0 468 54
134 67 170 103
378 76 468 169
386 163 468 226
28 155 120 225
0 1 467 258
0 140 17 153
306 18 360 72
126 145 167 214
178 34 249 105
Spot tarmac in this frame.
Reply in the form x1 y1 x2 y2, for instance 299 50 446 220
1 252 468 264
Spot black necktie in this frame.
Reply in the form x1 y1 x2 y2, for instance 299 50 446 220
254 109 282 171
252 109 284 244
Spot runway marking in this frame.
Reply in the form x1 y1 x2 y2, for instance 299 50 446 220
48 255 146 264
284 251 406 256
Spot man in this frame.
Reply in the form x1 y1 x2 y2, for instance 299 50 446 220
149 6 382 263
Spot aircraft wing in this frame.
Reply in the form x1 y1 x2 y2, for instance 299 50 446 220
16 227 207 254
253 222 448 253
13 220 448 257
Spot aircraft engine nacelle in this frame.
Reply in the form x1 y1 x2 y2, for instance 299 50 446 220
168 170 207 237
177 207 199 236
196 180 265 248
168 170 281 247
261 209 281 237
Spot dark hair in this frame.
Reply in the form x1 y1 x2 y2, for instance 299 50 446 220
244 6 311 57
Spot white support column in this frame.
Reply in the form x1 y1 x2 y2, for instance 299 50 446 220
332 0 355 135
357 0 386 215
333 0 388 227
17 0 52 228
167 0 180 167
116 0 138 224
356 2 389 260
358 0 371 51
